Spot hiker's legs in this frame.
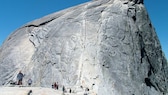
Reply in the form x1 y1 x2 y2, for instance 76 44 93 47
18 80 22 85
18 80 20 85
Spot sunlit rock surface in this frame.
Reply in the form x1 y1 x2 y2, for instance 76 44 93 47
0 0 168 95
0 87 62 95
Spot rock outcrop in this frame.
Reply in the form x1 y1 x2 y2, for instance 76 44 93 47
0 0 168 95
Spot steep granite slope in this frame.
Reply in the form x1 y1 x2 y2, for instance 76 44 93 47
0 0 168 95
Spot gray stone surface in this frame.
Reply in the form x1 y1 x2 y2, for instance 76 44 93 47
0 0 168 95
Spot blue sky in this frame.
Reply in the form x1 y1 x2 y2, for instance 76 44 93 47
0 0 167 59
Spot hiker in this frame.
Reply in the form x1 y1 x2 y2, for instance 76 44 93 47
84 88 89 95
62 85 66 93
17 71 24 85
69 88 72 93
53 82 57 89
56 82 59 89
84 91 88 95
52 84 54 88
28 78 32 86
27 90 32 95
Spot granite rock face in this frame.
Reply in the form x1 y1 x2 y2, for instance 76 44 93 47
0 87 63 95
0 0 168 95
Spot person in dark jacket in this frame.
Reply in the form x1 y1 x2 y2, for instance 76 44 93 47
17 71 24 85
62 85 66 93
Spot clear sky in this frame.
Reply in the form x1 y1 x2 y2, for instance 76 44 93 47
0 0 167 59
